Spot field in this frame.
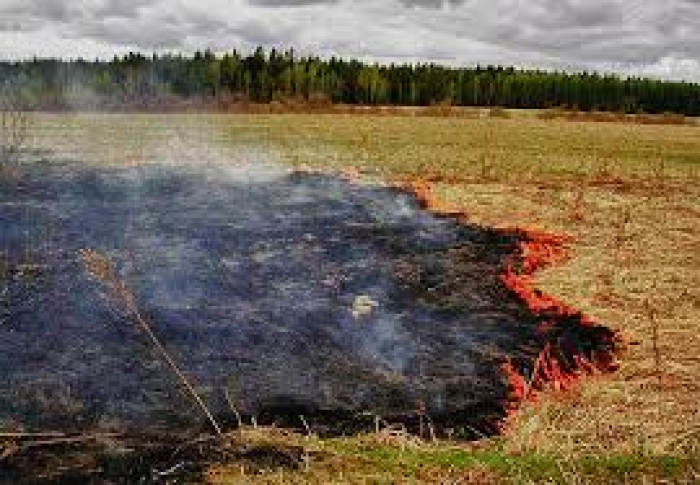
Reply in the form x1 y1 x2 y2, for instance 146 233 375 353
6 113 700 483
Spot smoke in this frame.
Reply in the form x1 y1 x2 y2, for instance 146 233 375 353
0 134 617 437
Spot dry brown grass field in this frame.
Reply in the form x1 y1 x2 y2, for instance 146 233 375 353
16 113 700 482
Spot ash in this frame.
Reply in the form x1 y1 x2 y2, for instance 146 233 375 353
0 163 607 437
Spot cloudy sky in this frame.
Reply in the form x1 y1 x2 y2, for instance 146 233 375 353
1 0 699 81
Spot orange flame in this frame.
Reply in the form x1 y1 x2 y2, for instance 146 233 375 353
399 175 620 429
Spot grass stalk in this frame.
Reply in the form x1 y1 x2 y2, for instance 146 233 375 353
80 249 223 435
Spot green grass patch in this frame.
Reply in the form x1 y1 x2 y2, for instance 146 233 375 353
320 438 698 484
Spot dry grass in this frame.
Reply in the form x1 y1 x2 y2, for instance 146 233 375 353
20 112 700 482
227 113 698 471
376 129 699 460
538 108 693 126
467 181 699 458
0 93 31 168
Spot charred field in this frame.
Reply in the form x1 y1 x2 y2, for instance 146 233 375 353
1 113 698 484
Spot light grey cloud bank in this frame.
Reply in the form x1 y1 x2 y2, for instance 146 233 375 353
0 0 698 81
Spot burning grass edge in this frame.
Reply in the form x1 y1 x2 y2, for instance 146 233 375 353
398 173 622 432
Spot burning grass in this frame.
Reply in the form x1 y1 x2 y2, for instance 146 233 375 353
0 158 620 481
397 177 621 428
0 163 617 428
224 113 698 481
2 113 698 482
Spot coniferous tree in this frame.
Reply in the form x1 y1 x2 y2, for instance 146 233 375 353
1 47 699 115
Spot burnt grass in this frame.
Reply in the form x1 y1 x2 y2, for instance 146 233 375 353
0 162 616 482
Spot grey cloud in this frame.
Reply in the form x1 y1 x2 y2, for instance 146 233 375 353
0 1 152 27
0 0 233 51
248 0 339 6
522 0 624 29
399 0 467 8
404 0 700 67
0 0 78 29
0 0 699 81
93 0 152 20
227 19 292 45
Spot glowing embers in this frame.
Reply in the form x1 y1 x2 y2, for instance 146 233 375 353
0 164 617 437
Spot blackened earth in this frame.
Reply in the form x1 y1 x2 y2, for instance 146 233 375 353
0 162 608 438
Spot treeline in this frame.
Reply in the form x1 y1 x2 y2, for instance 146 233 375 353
1 47 700 115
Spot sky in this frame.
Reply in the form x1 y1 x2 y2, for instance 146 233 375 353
1 0 699 81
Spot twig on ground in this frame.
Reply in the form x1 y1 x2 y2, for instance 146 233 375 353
8 433 123 449
0 432 125 463
0 431 67 438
